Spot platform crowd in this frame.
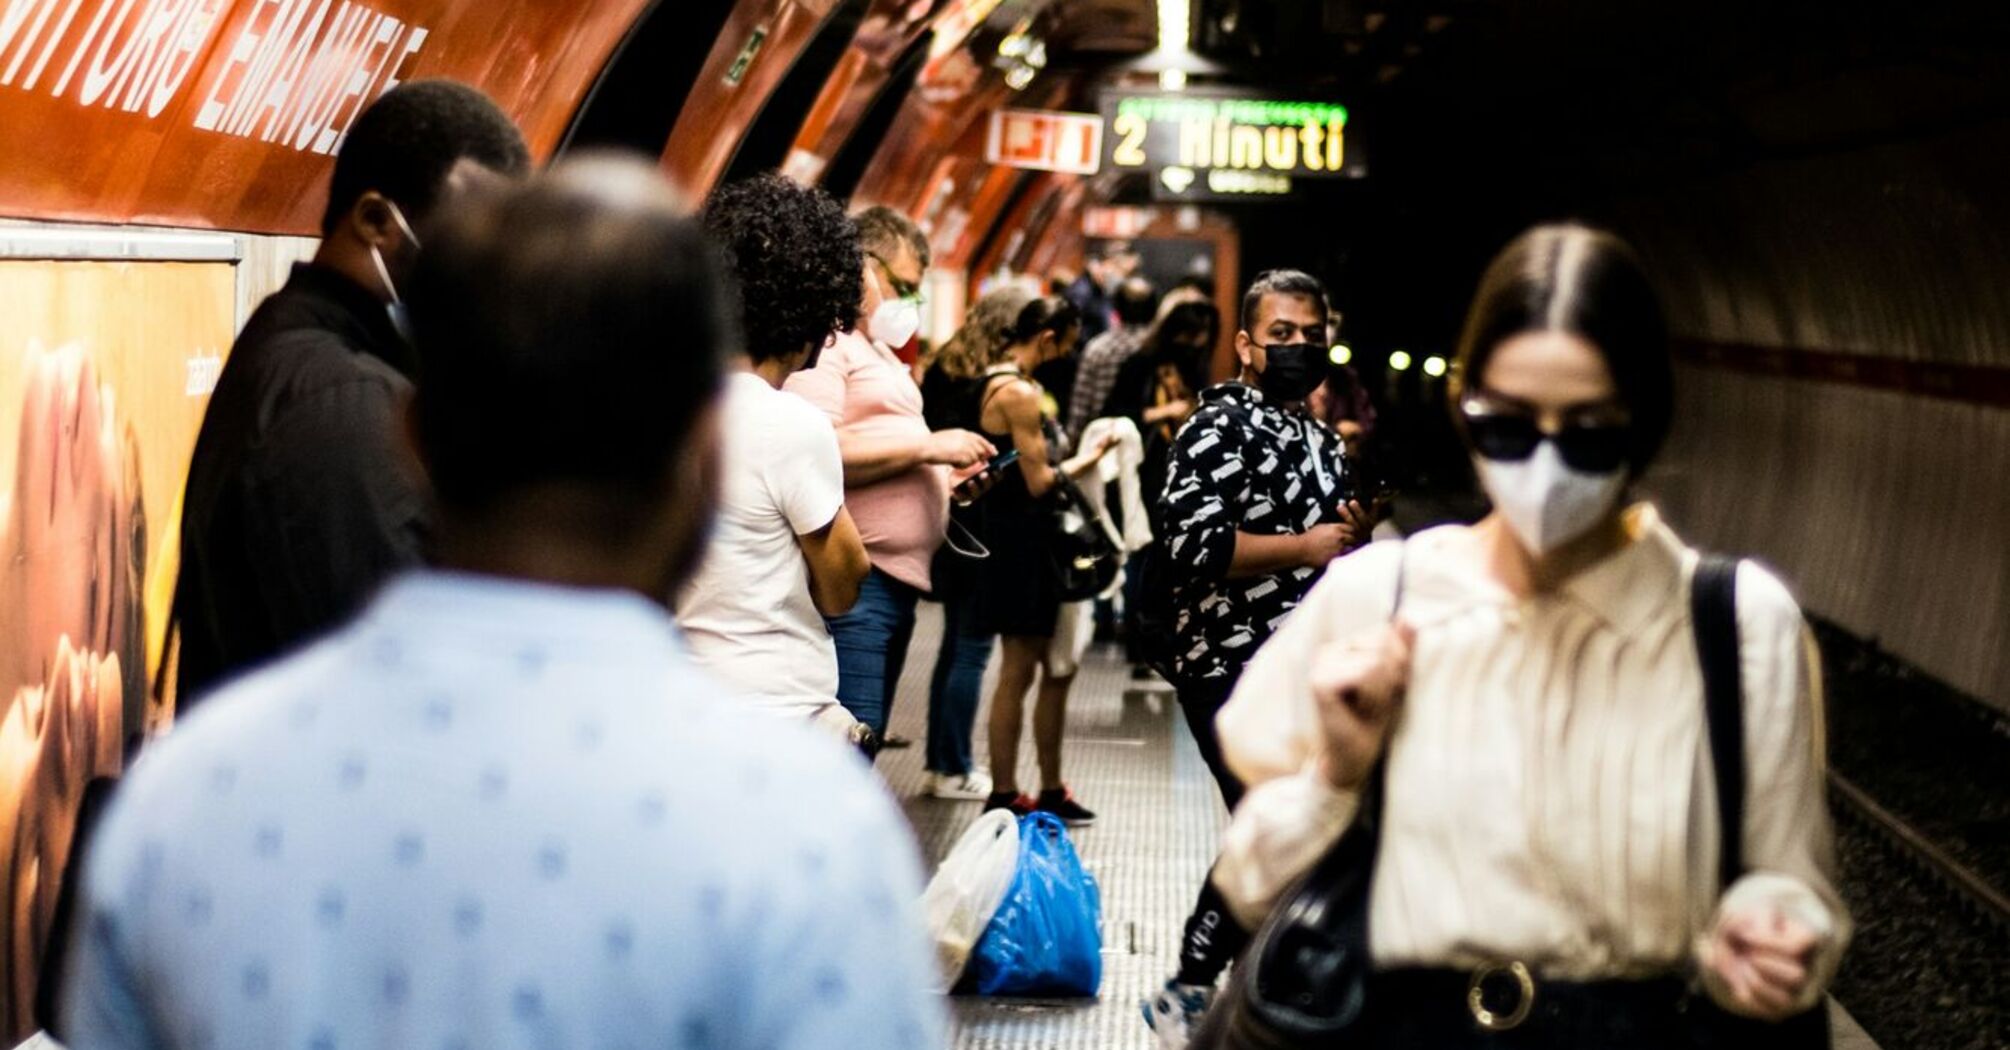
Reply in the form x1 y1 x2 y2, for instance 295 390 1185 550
43 81 1846 1050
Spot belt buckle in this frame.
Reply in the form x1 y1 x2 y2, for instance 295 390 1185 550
1467 961 1536 1032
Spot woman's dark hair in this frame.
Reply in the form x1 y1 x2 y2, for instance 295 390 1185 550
1148 300 1221 358
1006 295 1081 345
701 172 862 364
1450 224 1673 476
322 80 530 236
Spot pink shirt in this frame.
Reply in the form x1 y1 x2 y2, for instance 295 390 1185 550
786 330 949 591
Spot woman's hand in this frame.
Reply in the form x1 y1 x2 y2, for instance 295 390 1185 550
1704 909 1818 1020
1311 622 1414 790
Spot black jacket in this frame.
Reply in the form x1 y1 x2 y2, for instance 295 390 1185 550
1158 382 1354 686
173 263 428 704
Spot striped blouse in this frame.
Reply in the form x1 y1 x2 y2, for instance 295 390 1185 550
1210 505 1849 1012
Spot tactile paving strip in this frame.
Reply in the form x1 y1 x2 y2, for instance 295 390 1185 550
878 603 1229 1049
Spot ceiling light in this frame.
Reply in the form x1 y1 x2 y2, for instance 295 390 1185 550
1158 0 1190 52
1388 350 1413 372
1328 343 1352 365
1160 67 1187 91
1004 65 1036 90
1423 355 1448 377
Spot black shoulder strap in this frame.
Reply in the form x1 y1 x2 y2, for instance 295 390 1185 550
1692 554 1745 892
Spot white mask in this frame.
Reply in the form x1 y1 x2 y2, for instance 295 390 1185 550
1473 440 1627 556
867 296 922 349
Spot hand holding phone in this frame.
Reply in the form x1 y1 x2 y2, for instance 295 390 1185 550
952 449 1019 505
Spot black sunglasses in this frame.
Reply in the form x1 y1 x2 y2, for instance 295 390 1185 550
1460 396 1632 473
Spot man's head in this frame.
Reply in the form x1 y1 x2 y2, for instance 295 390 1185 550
406 154 734 597
854 205 929 302
320 81 530 303
1236 269 1331 404
1113 277 1158 329
702 173 862 373
1085 241 1137 290
854 205 928 352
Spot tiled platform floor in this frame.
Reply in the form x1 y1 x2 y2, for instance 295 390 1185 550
877 601 1879 1050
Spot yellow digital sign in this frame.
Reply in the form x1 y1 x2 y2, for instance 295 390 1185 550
1100 90 1360 201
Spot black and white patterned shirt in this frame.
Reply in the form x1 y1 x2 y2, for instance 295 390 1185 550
1159 382 1354 687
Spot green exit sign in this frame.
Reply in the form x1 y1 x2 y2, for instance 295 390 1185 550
725 26 768 87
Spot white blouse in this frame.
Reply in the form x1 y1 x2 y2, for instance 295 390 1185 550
1211 505 1849 1012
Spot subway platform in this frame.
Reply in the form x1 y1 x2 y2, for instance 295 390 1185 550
877 602 1884 1050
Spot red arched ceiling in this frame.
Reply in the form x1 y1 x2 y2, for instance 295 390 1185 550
0 0 654 233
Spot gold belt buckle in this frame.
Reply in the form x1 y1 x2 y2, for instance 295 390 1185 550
1467 961 1536 1031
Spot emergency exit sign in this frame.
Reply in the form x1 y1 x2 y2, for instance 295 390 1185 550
985 108 1103 175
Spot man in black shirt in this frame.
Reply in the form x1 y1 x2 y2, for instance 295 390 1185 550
1144 269 1374 1047
1158 269 1373 808
173 81 529 705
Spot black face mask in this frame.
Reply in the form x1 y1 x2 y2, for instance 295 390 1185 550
1256 342 1325 402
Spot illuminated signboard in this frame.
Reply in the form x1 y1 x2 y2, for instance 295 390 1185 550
986 107 1102 175
1099 89 1363 202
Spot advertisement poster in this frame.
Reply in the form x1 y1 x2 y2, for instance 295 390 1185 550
0 258 232 1039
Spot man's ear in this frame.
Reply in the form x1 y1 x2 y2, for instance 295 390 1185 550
349 191 402 251
1234 329 1257 368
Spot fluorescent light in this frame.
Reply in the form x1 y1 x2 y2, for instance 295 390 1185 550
1423 355 1448 377
1160 67 1187 91
1389 350 1413 372
1158 0 1189 52
1328 343 1352 365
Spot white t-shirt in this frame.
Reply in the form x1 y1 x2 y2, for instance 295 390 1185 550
677 372 846 717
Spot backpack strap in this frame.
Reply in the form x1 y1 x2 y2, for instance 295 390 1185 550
1691 554 1744 892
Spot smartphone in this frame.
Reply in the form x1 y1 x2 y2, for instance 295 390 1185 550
953 449 1020 507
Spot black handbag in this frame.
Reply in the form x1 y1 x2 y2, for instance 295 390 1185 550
1045 471 1121 602
1189 550 1408 1050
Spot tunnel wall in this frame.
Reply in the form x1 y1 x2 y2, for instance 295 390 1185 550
1613 121 2010 711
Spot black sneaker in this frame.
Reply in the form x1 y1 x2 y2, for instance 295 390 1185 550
1036 788 1097 827
985 791 1036 817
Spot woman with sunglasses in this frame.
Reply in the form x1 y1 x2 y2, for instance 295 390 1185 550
1198 225 1847 1047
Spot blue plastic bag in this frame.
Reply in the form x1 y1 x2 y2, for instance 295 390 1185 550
965 811 1103 997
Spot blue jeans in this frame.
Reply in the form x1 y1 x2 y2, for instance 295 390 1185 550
827 568 919 737
925 585 994 776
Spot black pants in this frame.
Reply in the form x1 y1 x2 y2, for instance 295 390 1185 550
1177 676 1245 811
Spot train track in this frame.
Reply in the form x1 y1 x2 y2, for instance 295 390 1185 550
1827 771 2010 934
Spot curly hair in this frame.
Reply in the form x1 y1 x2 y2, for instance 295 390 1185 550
701 173 863 364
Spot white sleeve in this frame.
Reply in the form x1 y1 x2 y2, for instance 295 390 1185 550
1696 563 1851 1015
1216 540 1406 788
1209 540 1405 927
770 397 847 536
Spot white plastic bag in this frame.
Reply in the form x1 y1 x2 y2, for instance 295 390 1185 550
922 809 1021 990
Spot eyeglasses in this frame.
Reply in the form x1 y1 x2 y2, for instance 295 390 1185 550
868 252 924 301
1459 393 1632 473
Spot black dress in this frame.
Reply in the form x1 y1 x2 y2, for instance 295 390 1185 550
970 370 1063 639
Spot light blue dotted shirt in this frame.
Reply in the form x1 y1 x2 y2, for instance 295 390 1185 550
62 572 945 1050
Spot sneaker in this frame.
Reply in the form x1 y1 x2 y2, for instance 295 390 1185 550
927 769 995 801
1035 787 1097 827
1142 979 1215 1049
983 791 1036 816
